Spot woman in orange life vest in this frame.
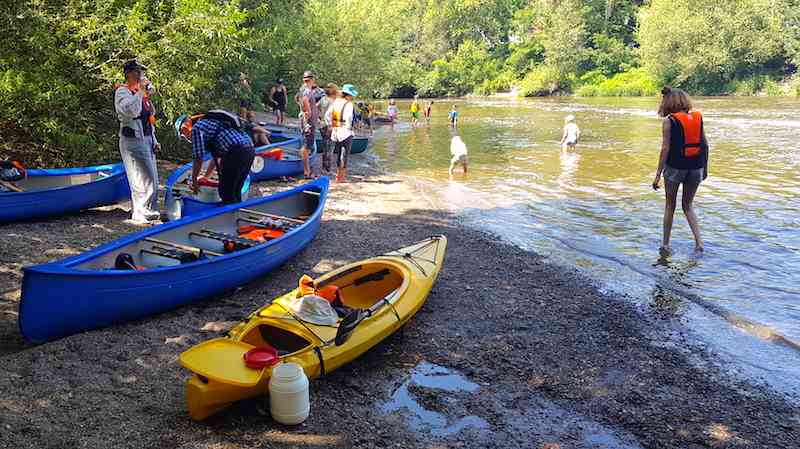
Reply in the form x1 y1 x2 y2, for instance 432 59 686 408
652 87 709 256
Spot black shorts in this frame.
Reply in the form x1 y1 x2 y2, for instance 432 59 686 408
239 99 250 109
334 137 353 169
275 100 286 112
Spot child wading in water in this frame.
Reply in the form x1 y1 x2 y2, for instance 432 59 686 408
449 134 468 176
652 87 709 256
448 105 459 127
560 115 580 151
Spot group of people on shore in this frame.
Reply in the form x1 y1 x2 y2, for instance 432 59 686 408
8 58 708 257
113 60 361 225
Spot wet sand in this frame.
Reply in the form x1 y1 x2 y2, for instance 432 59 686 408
0 150 798 448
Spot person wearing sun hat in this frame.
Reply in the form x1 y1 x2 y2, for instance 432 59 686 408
115 58 161 224
326 83 357 183
560 114 580 152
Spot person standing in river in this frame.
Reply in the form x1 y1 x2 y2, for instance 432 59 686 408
652 87 709 256
410 95 420 127
115 59 160 225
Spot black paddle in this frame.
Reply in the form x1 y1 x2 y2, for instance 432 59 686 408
334 309 369 346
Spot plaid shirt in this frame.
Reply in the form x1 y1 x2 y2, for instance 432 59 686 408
191 119 253 159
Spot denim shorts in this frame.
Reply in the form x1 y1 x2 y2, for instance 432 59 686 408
664 165 703 185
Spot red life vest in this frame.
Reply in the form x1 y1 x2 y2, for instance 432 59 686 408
670 111 703 158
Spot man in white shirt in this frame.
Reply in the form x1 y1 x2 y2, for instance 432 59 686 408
115 59 161 224
326 84 357 183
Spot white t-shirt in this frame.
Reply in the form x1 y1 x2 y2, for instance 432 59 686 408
564 123 580 143
451 136 468 158
327 98 355 142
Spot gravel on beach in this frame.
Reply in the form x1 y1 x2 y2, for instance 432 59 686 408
0 153 798 449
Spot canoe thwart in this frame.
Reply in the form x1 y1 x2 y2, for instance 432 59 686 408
141 246 202 263
239 208 305 224
190 229 260 250
143 237 223 257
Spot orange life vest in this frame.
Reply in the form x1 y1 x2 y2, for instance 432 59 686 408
257 148 284 161
237 225 285 241
670 111 703 158
295 275 340 303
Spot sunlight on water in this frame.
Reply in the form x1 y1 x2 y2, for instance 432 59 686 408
371 96 800 396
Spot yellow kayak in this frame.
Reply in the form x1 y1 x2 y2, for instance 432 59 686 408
180 235 447 420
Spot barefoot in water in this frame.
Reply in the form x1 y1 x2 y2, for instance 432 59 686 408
693 245 704 255
659 246 672 257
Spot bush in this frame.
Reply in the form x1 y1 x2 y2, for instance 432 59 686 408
475 71 517 96
575 68 658 96
518 65 566 96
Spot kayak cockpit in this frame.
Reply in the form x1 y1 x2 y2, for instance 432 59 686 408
317 262 406 310
243 323 314 356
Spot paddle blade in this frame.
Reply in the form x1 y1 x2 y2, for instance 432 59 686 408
335 309 367 346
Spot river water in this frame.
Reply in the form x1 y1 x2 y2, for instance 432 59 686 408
369 97 800 396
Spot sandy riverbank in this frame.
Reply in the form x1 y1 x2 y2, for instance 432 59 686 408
0 147 798 448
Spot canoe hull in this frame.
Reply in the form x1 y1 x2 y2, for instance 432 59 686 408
19 177 329 342
315 137 368 154
0 164 130 223
250 137 312 182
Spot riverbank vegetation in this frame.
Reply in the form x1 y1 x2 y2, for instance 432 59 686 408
1 0 798 164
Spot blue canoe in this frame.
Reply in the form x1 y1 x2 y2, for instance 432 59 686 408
0 164 130 223
164 157 252 221
19 177 329 342
264 123 369 154
250 136 312 182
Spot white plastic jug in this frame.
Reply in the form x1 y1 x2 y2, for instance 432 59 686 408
269 362 309 425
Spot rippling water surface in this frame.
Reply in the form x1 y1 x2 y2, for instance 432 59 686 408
370 96 800 394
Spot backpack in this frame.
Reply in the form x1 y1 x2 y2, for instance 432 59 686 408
176 109 241 143
204 109 242 130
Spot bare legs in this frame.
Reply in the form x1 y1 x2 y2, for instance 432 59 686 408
661 180 703 255
681 181 704 252
661 181 679 255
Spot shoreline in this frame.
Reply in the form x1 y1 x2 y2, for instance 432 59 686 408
1 147 799 448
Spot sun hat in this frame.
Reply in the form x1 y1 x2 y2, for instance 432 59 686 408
277 78 284 84
341 84 358 98
302 70 314 79
565 114 575 122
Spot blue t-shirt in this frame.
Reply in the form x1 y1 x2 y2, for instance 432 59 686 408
449 110 459 122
